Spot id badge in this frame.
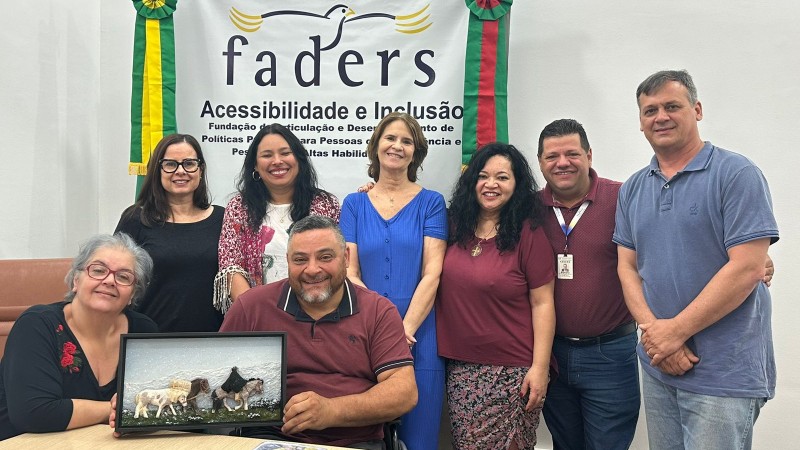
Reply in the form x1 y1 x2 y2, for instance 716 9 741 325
557 254 573 280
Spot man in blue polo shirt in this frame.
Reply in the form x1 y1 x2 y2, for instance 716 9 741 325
613 69 779 450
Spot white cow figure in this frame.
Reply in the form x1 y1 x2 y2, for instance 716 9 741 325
134 388 188 418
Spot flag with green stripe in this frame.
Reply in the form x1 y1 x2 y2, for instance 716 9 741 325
130 0 178 193
462 0 511 166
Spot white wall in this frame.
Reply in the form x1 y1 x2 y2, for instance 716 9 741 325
0 1 795 448
507 2 797 448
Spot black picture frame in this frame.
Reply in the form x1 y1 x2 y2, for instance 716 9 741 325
115 332 287 433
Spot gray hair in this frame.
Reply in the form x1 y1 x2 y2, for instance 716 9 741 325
636 69 698 106
288 215 346 250
64 233 153 307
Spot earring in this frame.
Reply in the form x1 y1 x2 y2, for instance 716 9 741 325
252 169 261 181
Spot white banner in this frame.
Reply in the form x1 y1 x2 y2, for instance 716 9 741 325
175 0 468 204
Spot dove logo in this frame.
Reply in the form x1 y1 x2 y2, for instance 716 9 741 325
223 3 437 88
228 4 433 49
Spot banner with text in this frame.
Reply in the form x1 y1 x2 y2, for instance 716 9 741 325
175 1 468 203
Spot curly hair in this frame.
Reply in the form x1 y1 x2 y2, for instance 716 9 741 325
448 142 545 252
236 123 328 232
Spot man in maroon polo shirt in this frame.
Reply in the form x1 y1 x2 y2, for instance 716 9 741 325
537 119 639 450
220 215 417 449
534 118 774 450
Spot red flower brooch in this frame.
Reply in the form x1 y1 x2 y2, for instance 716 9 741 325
55 324 83 373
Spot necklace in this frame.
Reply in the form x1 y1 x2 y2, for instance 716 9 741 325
471 223 498 257
271 205 290 222
375 189 396 208
269 204 292 233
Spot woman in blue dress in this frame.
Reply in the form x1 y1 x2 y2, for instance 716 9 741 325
340 112 447 450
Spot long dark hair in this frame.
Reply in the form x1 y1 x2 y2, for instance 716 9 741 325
122 134 210 226
237 123 324 232
448 142 545 252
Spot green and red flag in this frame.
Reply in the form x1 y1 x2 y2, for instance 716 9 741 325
462 0 511 166
129 0 178 193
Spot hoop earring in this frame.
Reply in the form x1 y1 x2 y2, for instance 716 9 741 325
252 170 261 181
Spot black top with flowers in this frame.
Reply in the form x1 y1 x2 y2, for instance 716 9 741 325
0 302 157 440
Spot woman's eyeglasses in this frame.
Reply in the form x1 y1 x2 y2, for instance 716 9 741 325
159 158 201 173
85 263 136 286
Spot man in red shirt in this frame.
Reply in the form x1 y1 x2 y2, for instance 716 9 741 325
537 119 639 450
220 215 417 448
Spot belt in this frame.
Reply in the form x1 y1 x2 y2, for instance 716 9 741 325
556 321 637 346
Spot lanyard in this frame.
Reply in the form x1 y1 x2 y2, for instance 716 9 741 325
553 201 589 253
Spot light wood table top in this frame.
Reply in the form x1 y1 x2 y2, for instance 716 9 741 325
1 424 347 449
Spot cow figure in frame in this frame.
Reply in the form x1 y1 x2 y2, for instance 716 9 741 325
134 388 188 418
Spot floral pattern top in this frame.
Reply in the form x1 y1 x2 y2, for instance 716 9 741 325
214 192 340 312
0 302 157 440
55 324 83 373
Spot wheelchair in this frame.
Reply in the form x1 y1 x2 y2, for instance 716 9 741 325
383 419 407 450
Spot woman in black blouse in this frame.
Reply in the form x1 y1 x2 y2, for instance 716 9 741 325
116 133 224 331
0 233 157 440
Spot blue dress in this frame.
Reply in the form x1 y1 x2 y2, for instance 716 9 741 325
340 189 447 450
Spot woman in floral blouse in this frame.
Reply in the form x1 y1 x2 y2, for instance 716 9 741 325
214 124 340 313
0 234 158 440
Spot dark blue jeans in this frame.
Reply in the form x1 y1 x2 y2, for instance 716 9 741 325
543 332 640 450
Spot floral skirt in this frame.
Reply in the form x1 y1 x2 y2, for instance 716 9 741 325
446 359 541 450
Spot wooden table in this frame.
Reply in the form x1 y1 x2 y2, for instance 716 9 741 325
1 424 347 449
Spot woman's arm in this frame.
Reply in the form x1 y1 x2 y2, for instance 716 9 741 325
402 191 448 344
67 399 111 430
345 242 367 288
338 194 365 287
214 196 253 309
521 280 555 411
3 311 94 433
218 196 247 275
400 237 446 344
228 273 251 302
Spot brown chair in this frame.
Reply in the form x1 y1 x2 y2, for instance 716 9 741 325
0 258 72 359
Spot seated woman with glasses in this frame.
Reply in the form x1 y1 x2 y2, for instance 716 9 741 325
0 234 158 440
214 124 340 313
116 134 225 331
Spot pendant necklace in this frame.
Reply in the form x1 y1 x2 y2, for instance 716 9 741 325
376 189 395 209
271 204 292 233
471 223 498 257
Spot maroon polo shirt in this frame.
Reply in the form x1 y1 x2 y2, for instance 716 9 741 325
220 279 413 446
540 169 633 337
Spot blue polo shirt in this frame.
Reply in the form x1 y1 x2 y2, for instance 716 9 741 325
613 142 779 398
